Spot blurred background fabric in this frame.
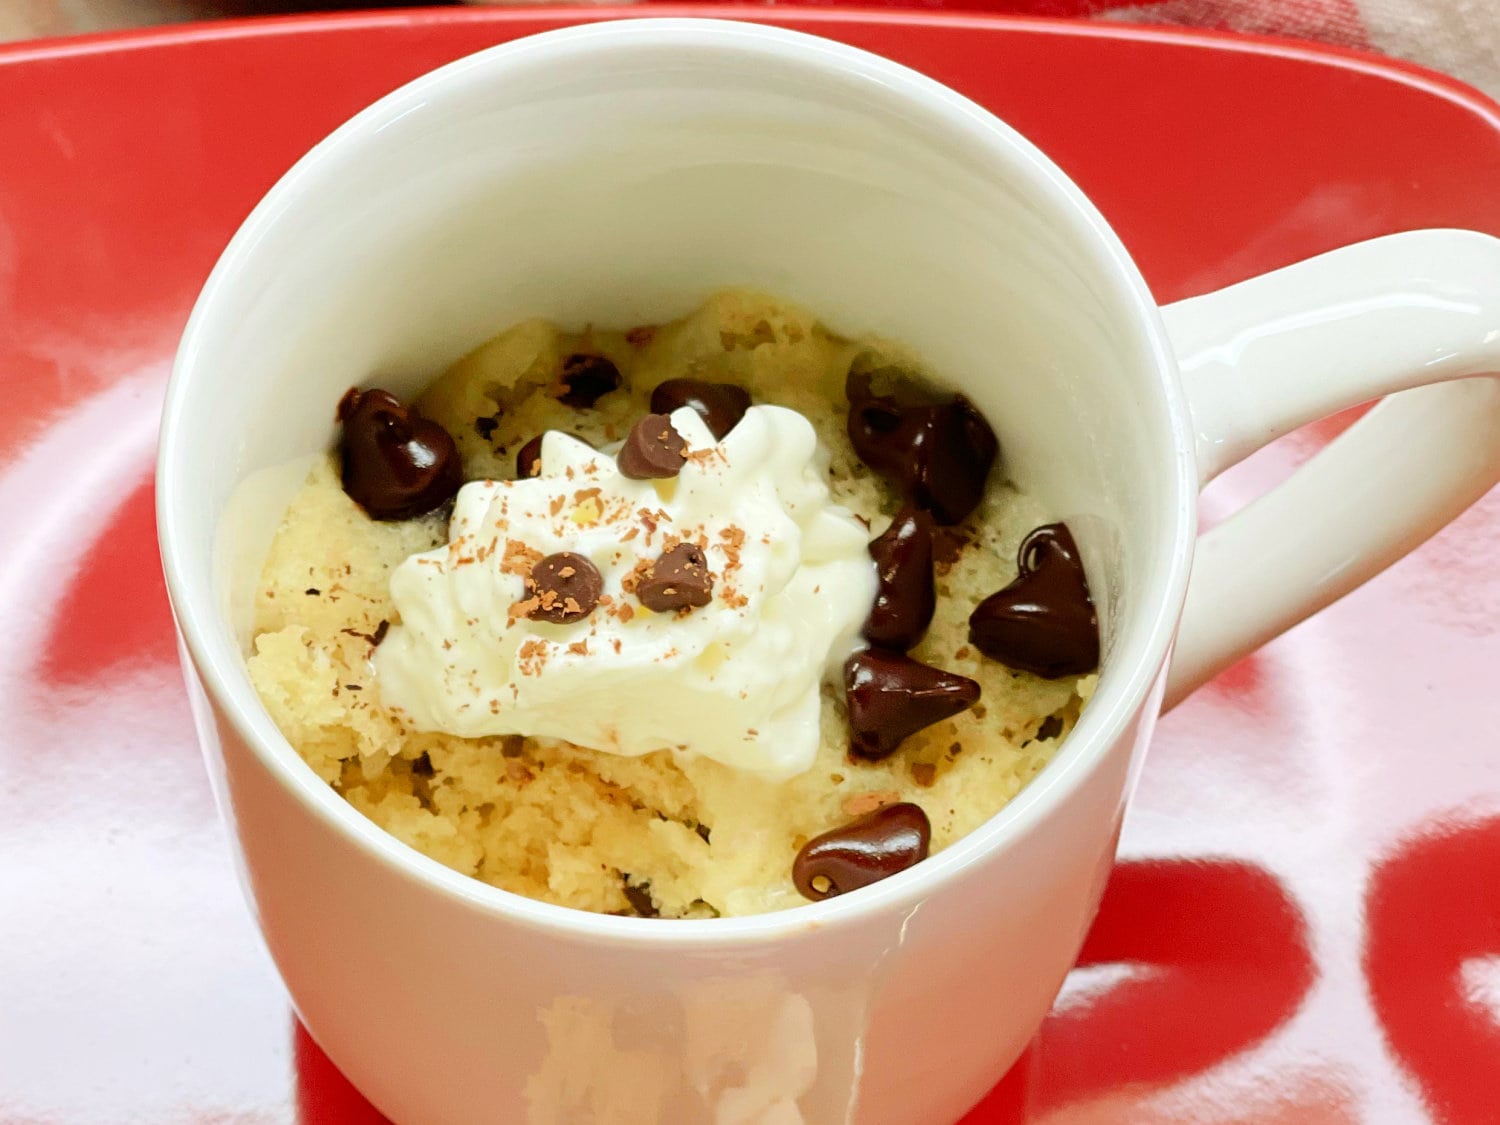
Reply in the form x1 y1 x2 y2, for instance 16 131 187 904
1087 0 1500 95
0 1 437 44
3 0 1496 95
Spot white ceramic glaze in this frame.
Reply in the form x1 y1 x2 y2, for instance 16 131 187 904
1163 231 1500 704
155 20 1500 1124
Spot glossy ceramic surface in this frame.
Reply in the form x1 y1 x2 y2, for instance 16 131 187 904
3 8 1497 1123
163 23 1194 1123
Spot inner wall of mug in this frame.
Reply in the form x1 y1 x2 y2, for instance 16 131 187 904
182 25 1178 750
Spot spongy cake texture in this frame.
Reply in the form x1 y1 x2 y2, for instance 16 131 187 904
247 291 1095 918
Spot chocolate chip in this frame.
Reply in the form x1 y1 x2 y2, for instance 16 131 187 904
515 432 590 480
844 649 980 760
637 543 714 612
341 619 391 649
515 434 545 479
621 880 660 918
864 507 936 650
792 802 931 901
649 378 752 440
617 413 688 479
968 523 1099 678
845 372 998 525
474 415 500 441
556 354 621 408
527 551 602 624
932 526 970 573
336 387 462 520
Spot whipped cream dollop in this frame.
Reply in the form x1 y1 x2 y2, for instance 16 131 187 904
375 405 876 779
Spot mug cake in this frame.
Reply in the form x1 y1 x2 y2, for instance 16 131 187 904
246 290 1098 918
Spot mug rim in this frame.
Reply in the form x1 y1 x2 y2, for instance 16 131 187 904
157 16 1199 945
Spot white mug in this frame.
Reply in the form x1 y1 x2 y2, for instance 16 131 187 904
156 19 1500 1124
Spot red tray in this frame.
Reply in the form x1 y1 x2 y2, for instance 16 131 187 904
2 8 1496 1123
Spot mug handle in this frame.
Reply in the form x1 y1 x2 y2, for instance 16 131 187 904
1160 229 1500 708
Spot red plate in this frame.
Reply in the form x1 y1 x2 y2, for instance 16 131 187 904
2 8 1496 1123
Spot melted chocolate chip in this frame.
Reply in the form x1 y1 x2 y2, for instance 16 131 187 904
792 802 931 900
515 434 545 479
649 378 752 440
527 552 603 624
864 507 936 650
474 415 500 441
932 526 970 572
637 543 714 612
556 354 622 408
617 413 688 480
515 432 590 479
336 387 462 520
621 881 660 918
845 372 998 525
968 523 1099 679
844 649 980 760
340 619 389 648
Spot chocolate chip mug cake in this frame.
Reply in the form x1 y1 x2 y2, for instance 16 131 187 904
247 291 1099 918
